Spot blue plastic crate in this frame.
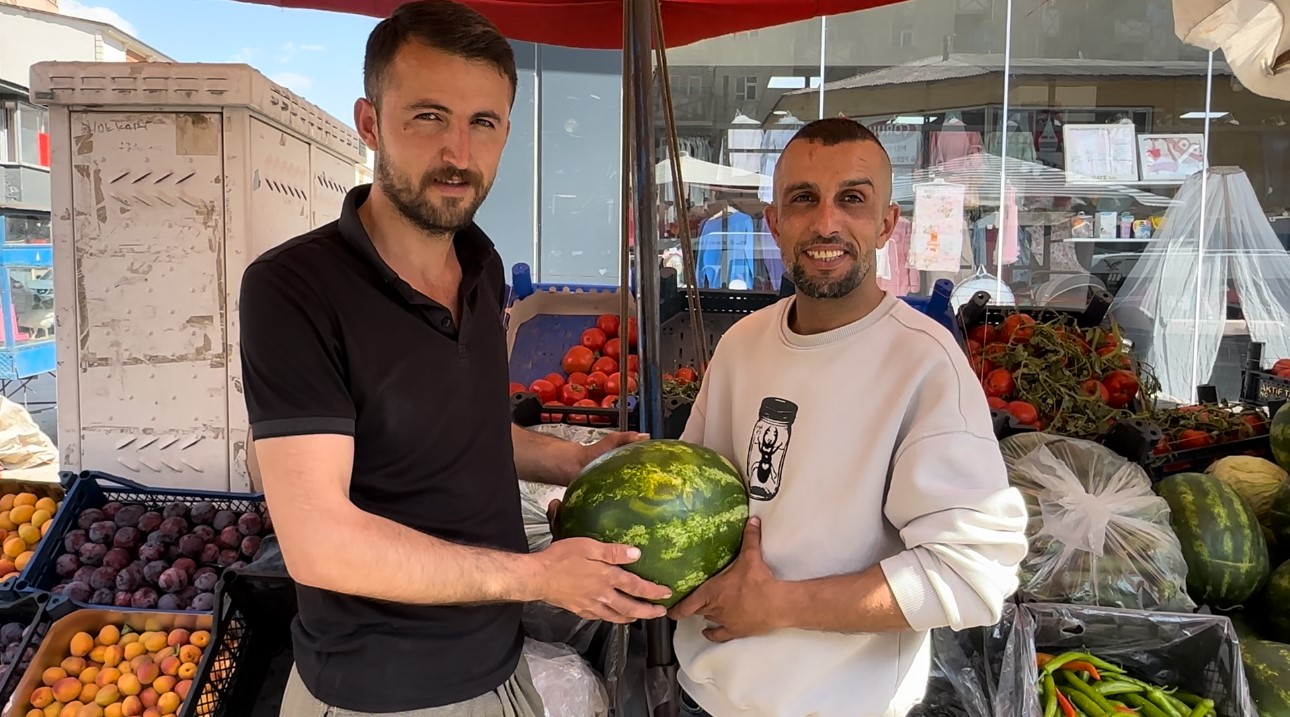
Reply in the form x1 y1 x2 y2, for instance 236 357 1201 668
19 471 270 613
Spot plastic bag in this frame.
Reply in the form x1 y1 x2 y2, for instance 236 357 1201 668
998 603 1257 717
519 424 617 552
923 603 1022 717
522 638 610 717
998 433 1194 612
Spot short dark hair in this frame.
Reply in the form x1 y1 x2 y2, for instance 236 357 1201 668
363 0 518 110
789 117 883 149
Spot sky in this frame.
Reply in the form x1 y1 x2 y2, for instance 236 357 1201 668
58 0 378 127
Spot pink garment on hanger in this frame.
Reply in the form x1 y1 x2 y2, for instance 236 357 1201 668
929 126 983 165
877 217 920 296
999 186 1020 264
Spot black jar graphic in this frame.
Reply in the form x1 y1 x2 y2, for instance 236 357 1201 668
745 397 798 501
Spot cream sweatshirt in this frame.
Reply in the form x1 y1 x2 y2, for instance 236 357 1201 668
675 293 1029 717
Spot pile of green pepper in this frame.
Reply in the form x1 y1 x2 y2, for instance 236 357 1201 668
1037 651 1216 717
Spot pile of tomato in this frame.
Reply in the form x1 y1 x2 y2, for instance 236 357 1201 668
508 313 700 424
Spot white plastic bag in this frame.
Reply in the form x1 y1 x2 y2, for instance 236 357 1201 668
998 433 1195 612
522 638 609 717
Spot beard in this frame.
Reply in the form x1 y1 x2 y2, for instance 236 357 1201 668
788 236 872 300
374 149 491 236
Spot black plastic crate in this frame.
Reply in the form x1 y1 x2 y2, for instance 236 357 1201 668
1240 341 1290 407
208 568 295 717
190 580 254 717
510 390 693 439
0 592 59 709
957 286 1116 334
0 478 72 601
19 471 271 613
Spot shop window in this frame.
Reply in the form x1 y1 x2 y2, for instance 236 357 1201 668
0 108 11 163
735 77 758 102
17 104 49 168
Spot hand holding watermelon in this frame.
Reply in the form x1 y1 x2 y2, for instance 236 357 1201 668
668 518 784 643
529 537 672 624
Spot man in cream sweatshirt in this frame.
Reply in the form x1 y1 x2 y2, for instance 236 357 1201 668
667 118 1030 717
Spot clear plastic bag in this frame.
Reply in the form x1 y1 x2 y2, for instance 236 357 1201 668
924 603 1023 717
522 638 610 717
998 433 1195 612
998 603 1257 717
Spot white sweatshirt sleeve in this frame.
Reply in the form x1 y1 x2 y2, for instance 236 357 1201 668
877 351 1030 632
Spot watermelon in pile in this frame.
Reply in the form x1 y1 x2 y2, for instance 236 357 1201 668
1156 472 1271 609
557 439 749 608
1240 638 1290 717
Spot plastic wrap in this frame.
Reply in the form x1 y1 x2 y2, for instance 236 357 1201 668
921 603 1023 717
999 603 1257 717
523 638 610 717
520 424 617 552
999 433 1195 612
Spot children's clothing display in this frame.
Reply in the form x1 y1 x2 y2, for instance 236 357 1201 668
697 208 757 288
877 217 920 296
929 117 983 166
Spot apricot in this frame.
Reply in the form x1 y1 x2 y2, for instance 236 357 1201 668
54 676 84 702
117 674 141 697
27 709 44 717
97 625 120 646
5 536 27 558
11 505 36 525
60 657 85 677
0 512 15 532
31 509 53 529
140 633 166 653
94 685 120 707
15 550 32 570
43 667 68 686
172 681 191 700
158 657 179 677
102 646 124 668
165 630 188 648
121 697 142 717
134 663 158 686
79 683 98 703
95 668 121 688
118 633 139 646
0 559 15 577
0 494 14 510
79 666 99 685
35 497 58 514
142 619 163 633
151 647 174 662
76 704 104 717
177 646 201 665
141 710 160 717
175 662 196 681
41 521 50 536
123 643 145 661
14 493 37 507
139 687 158 708
69 632 94 657
30 686 55 708
187 631 209 649
156 692 180 715
105 706 122 717
44 706 61 717
17 523 41 545
59 702 84 717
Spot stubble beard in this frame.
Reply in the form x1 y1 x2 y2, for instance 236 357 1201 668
374 148 491 237
790 245 872 300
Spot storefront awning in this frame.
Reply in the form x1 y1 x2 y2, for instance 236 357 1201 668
232 0 902 49
1173 0 1290 100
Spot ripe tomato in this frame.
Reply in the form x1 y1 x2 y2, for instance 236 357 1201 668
1102 369 1139 409
567 371 589 387
982 343 1008 361
603 338 622 361
574 398 603 425
596 314 620 339
967 339 982 355
1178 428 1213 450
585 371 610 399
1242 412 1269 435
999 314 1036 344
625 318 639 347
625 354 640 373
1272 358 1290 373
967 324 997 345
1006 401 1039 426
606 371 639 396
543 373 565 390
591 356 618 375
581 328 607 353
508 382 527 395
1081 379 1110 403
528 379 557 403
986 396 1008 410
601 395 620 408
983 368 1015 399
562 346 595 374
675 366 698 383
970 358 997 380
560 383 589 405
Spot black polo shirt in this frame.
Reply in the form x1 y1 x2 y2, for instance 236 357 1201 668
238 184 527 712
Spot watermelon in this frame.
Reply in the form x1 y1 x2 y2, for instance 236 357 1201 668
1157 472 1271 609
1266 561 1290 643
556 439 749 608
1241 638 1290 717
1269 482 1290 559
1272 401 1290 472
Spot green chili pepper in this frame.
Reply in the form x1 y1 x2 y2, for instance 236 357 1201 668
1165 694 1192 716
1187 699 1213 717
1062 671 1118 715
1096 682 1145 696
1079 654 1128 674
1172 693 1206 708
1044 674 1060 717
1043 652 1095 675
1123 694 1172 717
1143 690 1184 717
1068 690 1111 717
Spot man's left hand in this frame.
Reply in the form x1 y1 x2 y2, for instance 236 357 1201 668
667 517 786 643
559 431 648 483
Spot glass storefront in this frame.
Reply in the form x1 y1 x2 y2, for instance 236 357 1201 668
477 0 1290 405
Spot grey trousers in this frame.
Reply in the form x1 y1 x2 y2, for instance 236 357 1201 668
279 659 546 717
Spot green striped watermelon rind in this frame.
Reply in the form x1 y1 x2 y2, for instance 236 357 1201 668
1265 560 1290 643
1241 638 1290 717
558 439 750 608
1271 403 1290 472
1157 472 1271 610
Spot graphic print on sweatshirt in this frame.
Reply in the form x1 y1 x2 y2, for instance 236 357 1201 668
745 396 799 501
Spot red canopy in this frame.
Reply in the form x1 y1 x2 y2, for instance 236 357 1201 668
234 0 899 49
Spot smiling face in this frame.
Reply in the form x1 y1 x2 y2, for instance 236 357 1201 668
766 137 900 300
355 41 512 236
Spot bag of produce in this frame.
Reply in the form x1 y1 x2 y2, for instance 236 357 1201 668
522 638 610 717
999 432 1194 611
997 603 1257 717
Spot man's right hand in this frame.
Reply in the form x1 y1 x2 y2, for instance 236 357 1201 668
533 537 671 623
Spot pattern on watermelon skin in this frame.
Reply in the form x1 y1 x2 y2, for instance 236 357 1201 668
559 440 750 608
1158 473 1270 609
1265 561 1290 643
1242 639 1290 717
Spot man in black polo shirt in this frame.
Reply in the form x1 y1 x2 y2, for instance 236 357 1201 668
239 2 671 715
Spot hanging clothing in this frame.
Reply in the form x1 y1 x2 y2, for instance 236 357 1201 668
697 210 757 288
877 217 920 296
985 126 1037 164
756 215 785 292
929 122 983 166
